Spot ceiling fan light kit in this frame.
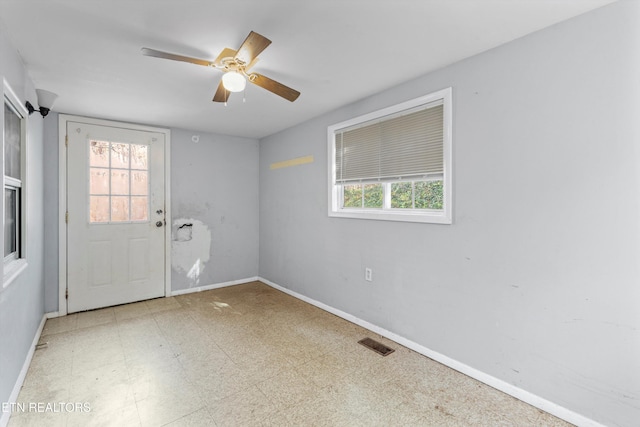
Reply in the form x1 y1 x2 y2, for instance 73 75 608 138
221 71 246 92
142 30 300 103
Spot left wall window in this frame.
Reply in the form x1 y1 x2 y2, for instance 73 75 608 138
3 79 28 287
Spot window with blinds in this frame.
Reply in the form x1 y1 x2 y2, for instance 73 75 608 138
328 88 452 224
335 102 443 184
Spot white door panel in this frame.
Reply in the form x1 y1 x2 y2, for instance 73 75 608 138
67 121 166 313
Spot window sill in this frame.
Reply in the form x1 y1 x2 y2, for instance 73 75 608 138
3 258 28 289
329 208 452 224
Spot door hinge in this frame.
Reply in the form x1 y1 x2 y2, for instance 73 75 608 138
65 211 69 223
65 289 68 299
65 135 68 147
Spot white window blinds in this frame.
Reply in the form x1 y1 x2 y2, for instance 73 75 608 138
335 102 444 184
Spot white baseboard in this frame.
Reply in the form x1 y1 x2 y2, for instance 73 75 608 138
0 314 47 427
45 311 60 319
258 277 604 427
170 276 259 297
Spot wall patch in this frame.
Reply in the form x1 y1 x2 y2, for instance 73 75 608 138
171 218 211 286
270 155 314 170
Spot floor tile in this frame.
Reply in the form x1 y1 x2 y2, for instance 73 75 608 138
207 386 278 427
9 281 574 427
162 408 217 427
41 313 78 336
76 307 116 330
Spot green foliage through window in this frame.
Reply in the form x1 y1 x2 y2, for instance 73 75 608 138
341 180 443 210
363 184 383 208
415 181 443 209
343 184 362 208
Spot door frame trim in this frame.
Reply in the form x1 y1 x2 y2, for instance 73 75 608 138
58 114 172 315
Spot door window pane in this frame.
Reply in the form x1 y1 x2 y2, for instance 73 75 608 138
111 143 130 169
110 170 130 195
89 168 109 194
131 196 148 221
89 141 150 223
131 171 148 195
131 144 148 170
111 196 130 222
89 140 110 167
90 196 110 223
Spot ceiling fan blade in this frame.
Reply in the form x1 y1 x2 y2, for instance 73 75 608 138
212 80 230 103
234 31 271 66
250 73 300 102
141 48 212 67
213 48 237 66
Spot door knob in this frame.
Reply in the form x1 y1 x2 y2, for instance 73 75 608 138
156 221 164 227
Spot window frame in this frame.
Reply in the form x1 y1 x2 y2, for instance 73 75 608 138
327 87 453 224
2 78 29 288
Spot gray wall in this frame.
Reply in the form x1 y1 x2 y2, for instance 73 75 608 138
258 2 639 426
41 119 260 309
170 128 259 291
0 23 46 413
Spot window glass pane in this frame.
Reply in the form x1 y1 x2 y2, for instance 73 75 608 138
343 184 362 208
131 171 148 195
415 180 444 210
111 170 130 195
131 144 148 170
4 102 21 180
363 184 383 208
4 188 17 257
90 168 109 194
391 182 413 209
131 196 148 221
89 140 110 167
111 196 129 222
90 196 110 223
111 143 130 169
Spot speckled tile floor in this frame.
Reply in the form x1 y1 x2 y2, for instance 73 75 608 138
8 281 572 426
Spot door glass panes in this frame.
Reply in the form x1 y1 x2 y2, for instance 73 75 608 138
89 140 149 223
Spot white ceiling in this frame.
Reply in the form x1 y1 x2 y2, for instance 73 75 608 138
0 0 613 139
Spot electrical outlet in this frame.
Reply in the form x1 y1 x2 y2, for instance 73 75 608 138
365 268 373 282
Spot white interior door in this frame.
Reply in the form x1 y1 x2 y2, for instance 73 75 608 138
66 121 166 313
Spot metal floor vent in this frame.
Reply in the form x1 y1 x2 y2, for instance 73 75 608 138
358 337 395 356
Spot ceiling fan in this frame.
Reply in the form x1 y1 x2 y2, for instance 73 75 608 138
142 31 300 103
